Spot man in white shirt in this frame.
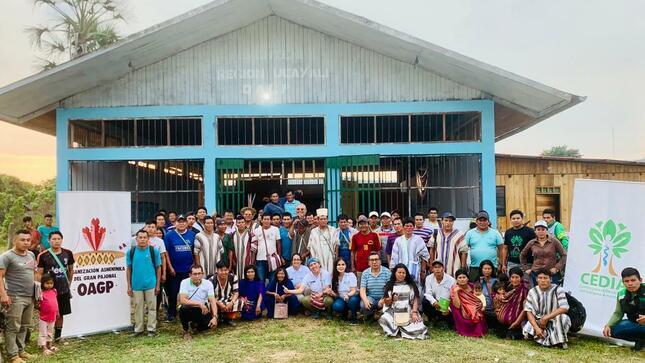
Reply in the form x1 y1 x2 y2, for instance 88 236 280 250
178 265 217 339
422 259 455 325
252 214 281 282
307 209 337 273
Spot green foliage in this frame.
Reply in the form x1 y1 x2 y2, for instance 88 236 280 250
540 145 582 158
587 219 631 258
26 0 126 70
0 175 56 249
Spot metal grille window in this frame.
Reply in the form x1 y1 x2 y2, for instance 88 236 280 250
340 116 374 143
68 117 202 148
217 117 324 145
367 155 481 217
340 112 481 144
69 159 204 223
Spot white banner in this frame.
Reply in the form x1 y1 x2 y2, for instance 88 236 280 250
58 191 132 337
563 179 645 339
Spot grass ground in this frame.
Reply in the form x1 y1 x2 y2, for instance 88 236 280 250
22 316 644 363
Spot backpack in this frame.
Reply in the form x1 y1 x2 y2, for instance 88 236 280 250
565 292 586 333
129 245 157 273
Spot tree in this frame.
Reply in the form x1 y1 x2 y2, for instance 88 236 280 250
0 176 56 249
540 145 581 158
26 0 126 70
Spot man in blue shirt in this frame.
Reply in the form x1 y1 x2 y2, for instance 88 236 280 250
37 213 59 250
126 230 161 336
263 191 285 216
281 190 301 217
464 210 503 281
359 251 392 321
164 215 196 321
279 213 294 265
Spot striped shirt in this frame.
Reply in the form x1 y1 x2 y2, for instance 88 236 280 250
209 273 239 304
523 284 571 346
413 226 433 245
360 266 392 300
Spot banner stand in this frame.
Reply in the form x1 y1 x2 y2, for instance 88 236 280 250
563 179 644 344
58 191 133 338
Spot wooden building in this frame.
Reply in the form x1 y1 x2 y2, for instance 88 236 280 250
495 154 645 231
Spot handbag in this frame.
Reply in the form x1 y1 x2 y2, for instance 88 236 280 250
261 228 282 272
273 284 288 319
309 275 326 310
393 306 411 326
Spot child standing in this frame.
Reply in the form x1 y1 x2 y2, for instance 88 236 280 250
39 273 59 355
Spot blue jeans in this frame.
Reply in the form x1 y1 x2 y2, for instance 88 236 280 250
332 296 361 319
611 319 645 342
256 260 270 283
360 296 380 317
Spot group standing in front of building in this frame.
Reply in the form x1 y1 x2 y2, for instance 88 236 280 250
0 195 642 362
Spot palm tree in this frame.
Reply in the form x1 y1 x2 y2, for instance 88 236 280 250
26 0 125 70
588 219 631 276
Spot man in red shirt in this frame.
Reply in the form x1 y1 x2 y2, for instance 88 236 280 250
351 216 381 285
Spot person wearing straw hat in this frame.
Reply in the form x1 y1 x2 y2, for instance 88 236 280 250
240 207 258 231
307 208 338 274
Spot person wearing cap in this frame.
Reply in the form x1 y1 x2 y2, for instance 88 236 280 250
307 208 338 274
464 210 503 282
285 258 333 319
232 215 257 279
216 217 235 270
332 214 356 271
194 216 224 278
520 220 567 286
502 210 536 273
376 212 395 267
351 216 381 284
390 218 429 285
428 212 468 277
164 214 197 322
368 211 380 232
422 259 456 325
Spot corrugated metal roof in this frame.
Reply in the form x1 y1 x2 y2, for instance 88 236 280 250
0 0 584 139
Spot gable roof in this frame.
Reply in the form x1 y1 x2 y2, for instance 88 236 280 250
0 0 584 139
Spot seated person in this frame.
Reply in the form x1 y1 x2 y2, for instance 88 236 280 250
360 251 392 320
239 265 265 320
603 267 644 351
285 257 333 319
378 264 427 339
209 262 244 325
265 267 300 318
522 268 570 349
450 268 487 337
178 265 218 339
422 259 455 325
285 253 310 302
494 267 529 339
329 258 361 324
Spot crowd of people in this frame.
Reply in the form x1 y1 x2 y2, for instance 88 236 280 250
0 190 643 362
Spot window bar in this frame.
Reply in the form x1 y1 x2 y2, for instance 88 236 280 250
442 113 447 142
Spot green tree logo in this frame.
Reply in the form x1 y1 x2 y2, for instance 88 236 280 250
588 219 631 276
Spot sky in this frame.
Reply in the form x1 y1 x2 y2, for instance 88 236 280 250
0 0 643 183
